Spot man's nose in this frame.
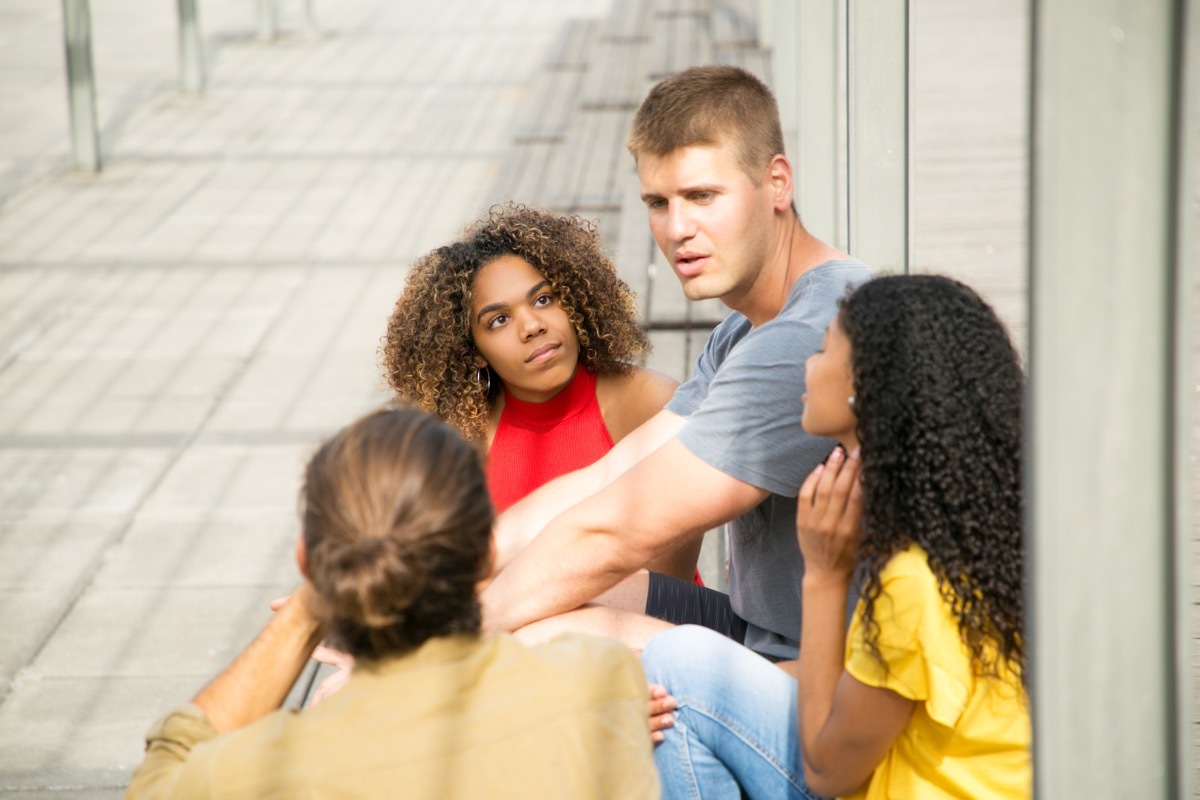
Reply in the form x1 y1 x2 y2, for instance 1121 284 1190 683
666 202 694 241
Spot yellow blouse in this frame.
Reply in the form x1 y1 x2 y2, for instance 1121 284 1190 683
843 545 1031 799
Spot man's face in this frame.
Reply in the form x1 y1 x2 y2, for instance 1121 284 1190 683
637 143 776 310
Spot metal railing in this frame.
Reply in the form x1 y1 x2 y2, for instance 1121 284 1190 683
59 0 316 172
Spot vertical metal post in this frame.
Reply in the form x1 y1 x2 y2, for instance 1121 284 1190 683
61 0 101 172
1028 0 1186 796
1173 4 1197 798
177 0 206 93
257 0 276 41
846 0 909 272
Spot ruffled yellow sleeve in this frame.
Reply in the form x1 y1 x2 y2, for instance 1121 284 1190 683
844 546 973 729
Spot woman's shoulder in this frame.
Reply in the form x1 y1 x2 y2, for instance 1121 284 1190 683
868 545 943 628
881 544 936 583
595 367 679 442
599 366 679 398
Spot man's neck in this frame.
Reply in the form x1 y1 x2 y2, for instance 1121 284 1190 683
738 215 848 327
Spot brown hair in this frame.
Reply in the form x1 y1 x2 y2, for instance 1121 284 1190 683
301 407 492 659
382 203 650 441
627 64 786 183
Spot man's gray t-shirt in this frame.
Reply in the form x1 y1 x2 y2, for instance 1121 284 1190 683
665 259 872 660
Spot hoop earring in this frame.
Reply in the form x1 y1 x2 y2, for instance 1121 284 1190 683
476 366 492 397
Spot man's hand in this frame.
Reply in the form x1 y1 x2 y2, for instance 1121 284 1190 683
194 582 326 733
648 683 677 744
309 645 356 707
272 592 355 708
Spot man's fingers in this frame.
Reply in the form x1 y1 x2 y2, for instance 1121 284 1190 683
310 668 352 709
649 711 674 734
647 683 676 717
312 645 354 668
648 696 677 716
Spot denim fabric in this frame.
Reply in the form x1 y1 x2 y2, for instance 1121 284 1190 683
641 625 823 800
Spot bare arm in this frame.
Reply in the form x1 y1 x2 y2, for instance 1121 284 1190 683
490 408 685 575
482 435 767 633
598 367 679 443
794 449 913 797
194 584 326 732
128 586 327 797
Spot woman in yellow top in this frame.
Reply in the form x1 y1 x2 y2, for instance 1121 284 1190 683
641 274 1030 799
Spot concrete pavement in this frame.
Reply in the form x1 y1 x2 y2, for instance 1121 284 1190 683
0 1 613 794
5 0 1171 796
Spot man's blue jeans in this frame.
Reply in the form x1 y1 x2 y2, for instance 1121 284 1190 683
641 625 822 800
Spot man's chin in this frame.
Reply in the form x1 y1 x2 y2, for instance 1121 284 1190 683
678 278 718 302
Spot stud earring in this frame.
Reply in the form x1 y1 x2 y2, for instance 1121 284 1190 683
848 395 856 407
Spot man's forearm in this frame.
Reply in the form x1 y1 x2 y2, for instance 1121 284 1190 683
492 466 605 575
483 514 643 633
485 436 766 633
491 410 686 575
194 586 326 733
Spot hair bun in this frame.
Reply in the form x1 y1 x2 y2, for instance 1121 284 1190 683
316 534 425 631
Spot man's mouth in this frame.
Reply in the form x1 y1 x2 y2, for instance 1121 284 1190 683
674 251 707 276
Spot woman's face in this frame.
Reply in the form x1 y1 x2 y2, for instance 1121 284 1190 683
469 255 581 403
802 315 858 447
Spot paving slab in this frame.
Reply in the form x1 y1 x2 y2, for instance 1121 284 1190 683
0 1 611 791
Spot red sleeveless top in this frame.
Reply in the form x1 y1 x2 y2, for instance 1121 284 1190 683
487 367 613 514
487 367 705 586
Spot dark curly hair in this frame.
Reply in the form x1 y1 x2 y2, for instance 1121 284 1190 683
301 406 493 660
841 274 1025 683
382 203 650 441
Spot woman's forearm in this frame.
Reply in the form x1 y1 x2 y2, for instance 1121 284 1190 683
796 573 852 789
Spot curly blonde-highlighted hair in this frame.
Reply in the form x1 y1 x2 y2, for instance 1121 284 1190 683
382 204 650 441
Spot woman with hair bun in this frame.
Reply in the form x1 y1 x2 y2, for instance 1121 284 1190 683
642 274 1031 800
128 407 659 799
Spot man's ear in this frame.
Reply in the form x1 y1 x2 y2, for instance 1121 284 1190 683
766 154 794 212
295 535 310 578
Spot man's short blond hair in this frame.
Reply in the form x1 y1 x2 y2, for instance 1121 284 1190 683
627 65 786 183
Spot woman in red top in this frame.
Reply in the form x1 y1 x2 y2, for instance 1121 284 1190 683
382 203 697 581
